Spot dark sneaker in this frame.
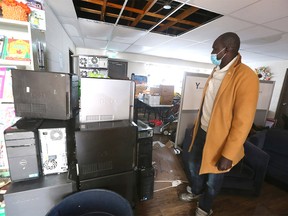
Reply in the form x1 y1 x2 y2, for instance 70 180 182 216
195 206 213 216
187 185 192 193
179 192 201 202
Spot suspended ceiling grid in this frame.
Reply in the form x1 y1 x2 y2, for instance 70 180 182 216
72 0 222 36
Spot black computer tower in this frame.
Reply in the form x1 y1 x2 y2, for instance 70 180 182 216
4 118 43 182
11 69 79 120
4 173 75 216
108 59 128 79
137 167 154 201
71 120 137 181
79 170 136 206
136 120 153 169
137 137 153 168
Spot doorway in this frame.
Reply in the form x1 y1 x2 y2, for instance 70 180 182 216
274 68 288 129
69 50 74 74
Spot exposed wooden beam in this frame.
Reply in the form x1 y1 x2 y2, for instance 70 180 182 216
81 0 201 27
130 0 157 27
157 6 199 32
100 0 107 21
80 7 187 32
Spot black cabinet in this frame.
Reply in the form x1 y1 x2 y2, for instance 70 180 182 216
108 59 128 79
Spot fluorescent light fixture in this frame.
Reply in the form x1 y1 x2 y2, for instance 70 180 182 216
163 4 171 9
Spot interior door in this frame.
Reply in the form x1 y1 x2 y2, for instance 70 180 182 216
275 68 288 129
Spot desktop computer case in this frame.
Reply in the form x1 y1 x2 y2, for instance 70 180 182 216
136 120 153 169
137 167 155 201
4 173 75 216
4 118 43 182
11 69 79 120
38 119 75 175
79 170 136 206
79 78 135 123
72 120 137 181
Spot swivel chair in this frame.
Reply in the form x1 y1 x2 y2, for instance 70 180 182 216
46 189 134 216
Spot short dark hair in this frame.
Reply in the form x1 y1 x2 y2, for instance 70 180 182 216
219 32 240 53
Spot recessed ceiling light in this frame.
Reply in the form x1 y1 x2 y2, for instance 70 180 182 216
163 4 171 10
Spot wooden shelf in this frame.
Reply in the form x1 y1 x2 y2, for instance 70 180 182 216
0 18 33 70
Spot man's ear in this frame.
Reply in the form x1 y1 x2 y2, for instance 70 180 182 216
226 47 233 52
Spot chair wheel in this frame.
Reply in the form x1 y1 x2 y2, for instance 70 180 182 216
163 130 169 135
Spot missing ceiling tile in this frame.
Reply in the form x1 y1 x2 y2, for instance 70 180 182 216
73 0 222 36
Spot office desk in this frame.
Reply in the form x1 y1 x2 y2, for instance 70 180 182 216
136 99 173 121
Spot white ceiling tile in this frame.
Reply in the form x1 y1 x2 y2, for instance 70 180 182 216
125 45 153 53
134 32 173 46
111 26 147 43
263 17 288 33
237 26 283 48
63 24 81 37
231 0 288 24
161 38 198 48
83 38 108 49
180 16 254 42
190 0 259 14
143 49 173 59
144 39 198 57
71 36 85 47
145 42 212 63
243 34 288 59
79 19 114 40
240 50 284 64
106 42 131 52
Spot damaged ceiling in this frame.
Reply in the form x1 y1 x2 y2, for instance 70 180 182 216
72 0 222 36
46 0 288 64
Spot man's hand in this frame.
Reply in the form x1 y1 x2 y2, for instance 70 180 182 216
215 156 232 171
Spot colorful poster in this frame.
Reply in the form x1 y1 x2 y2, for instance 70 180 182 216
0 69 5 99
0 104 19 170
0 134 9 170
0 35 5 58
0 67 15 102
27 0 46 31
3 38 31 61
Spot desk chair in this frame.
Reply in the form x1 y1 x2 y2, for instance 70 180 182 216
46 189 133 216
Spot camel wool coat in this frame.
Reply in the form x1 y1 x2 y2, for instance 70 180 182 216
188 54 259 174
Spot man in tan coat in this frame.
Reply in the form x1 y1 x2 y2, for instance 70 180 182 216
179 32 259 216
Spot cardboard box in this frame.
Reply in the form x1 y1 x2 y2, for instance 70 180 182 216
160 95 174 105
143 94 160 106
160 85 174 96
150 87 160 95
135 84 148 97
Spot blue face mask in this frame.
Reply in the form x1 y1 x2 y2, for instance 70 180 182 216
210 48 226 66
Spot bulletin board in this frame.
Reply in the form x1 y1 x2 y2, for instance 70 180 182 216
254 80 275 126
175 72 209 147
181 73 208 110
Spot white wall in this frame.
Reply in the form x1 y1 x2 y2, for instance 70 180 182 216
45 4 75 73
248 60 288 118
76 47 213 93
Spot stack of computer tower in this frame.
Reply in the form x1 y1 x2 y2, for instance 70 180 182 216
75 55 108 78
3 61 154 213
3 118 77 216
69 120 137 205
3 69 79 216
7 69 79 179
68 55 139 206
136 120 155 201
